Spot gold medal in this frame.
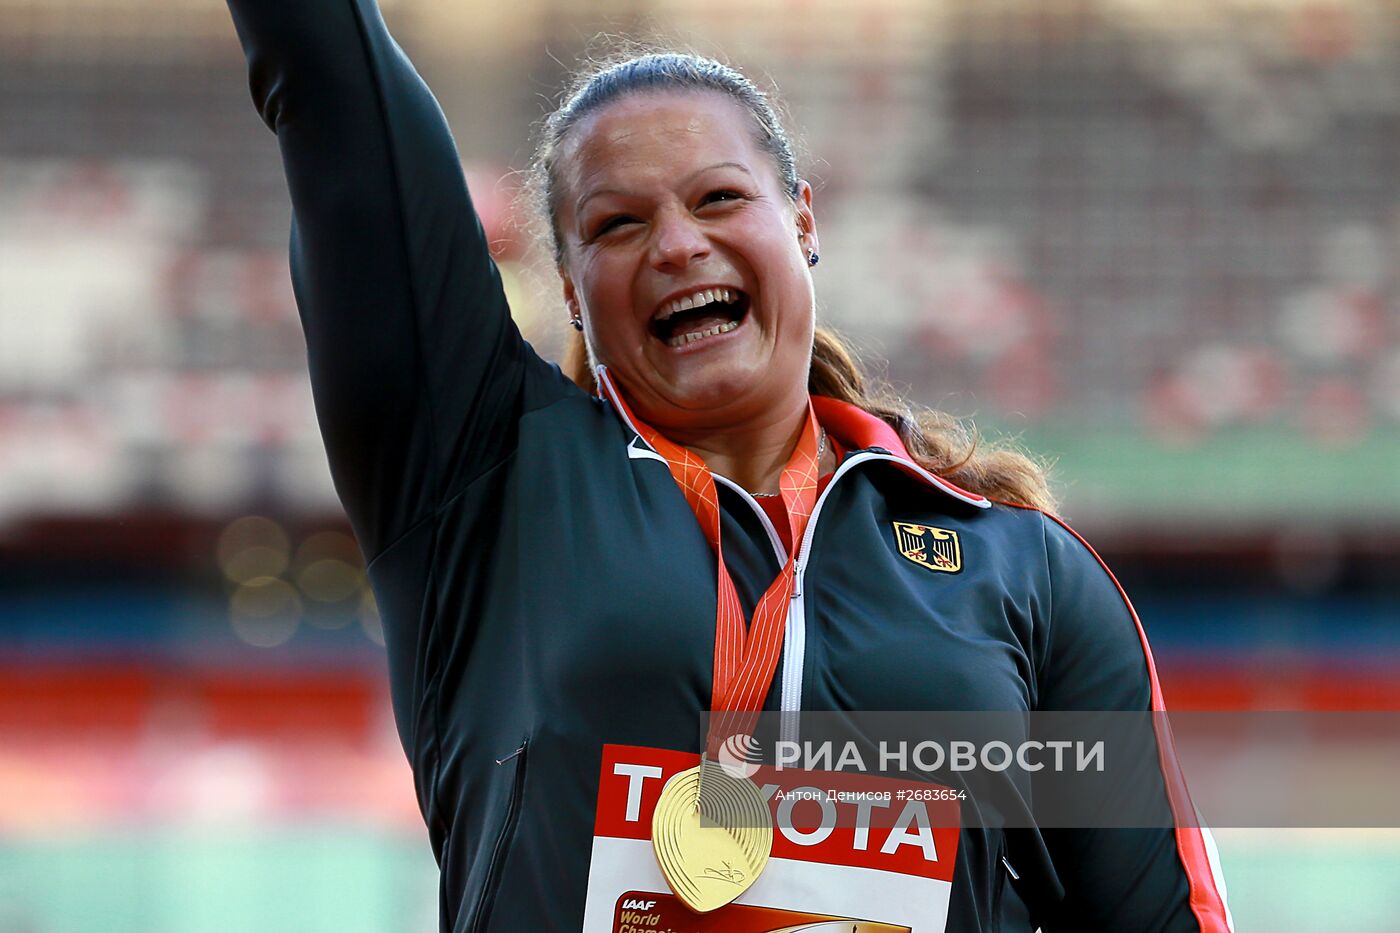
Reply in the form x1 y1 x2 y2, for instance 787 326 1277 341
651 759 772 912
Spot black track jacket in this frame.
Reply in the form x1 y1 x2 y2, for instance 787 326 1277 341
226 1 1233 930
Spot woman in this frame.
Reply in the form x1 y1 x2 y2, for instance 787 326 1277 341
225 1 1231 930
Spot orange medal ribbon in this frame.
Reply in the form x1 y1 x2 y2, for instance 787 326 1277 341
599 369 823 912
598 370 821 720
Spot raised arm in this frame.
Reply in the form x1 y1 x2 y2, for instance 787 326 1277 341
226 0 533 561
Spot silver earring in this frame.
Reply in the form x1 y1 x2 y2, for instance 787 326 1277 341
807 249 819 267
570 317 583 331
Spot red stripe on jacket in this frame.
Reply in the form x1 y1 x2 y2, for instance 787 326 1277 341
1043 513 1231 932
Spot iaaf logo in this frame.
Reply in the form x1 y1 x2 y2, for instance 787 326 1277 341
716 732 764 778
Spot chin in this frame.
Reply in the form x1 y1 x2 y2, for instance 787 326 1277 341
661 360 784 420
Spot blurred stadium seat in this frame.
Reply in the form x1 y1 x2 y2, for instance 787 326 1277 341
0 0 1397 929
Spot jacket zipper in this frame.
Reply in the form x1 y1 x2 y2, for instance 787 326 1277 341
783 452 989 742
469 739 529 933
773 455 871 743
715 456 888 733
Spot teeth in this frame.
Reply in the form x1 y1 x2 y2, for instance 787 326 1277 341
666 319 739 348
657 287 739 321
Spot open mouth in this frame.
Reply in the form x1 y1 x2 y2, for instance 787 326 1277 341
649 289 751 348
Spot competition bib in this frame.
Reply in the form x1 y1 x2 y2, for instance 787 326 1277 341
582 745 961 932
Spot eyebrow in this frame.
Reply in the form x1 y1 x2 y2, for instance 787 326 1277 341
574 161 755 216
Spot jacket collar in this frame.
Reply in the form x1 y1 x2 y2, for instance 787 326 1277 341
596 367 988 509
809 395 910 459
810 395 988 508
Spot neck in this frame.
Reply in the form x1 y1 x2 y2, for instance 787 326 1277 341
595 368 833 493
665 399 824 495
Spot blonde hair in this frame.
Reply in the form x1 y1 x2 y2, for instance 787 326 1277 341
563 327 1056 513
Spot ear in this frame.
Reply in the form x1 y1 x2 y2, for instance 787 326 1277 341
793 179 819 259
560 267 583 324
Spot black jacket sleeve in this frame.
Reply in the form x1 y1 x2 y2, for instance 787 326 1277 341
1022 514 1232 932
225 0 533 562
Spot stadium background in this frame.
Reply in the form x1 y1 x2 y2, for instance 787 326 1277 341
1 0 1398 928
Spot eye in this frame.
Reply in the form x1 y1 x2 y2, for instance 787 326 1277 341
593 214 638 238
701 189 744 205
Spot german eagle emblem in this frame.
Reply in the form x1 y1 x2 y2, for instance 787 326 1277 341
892 522 962 573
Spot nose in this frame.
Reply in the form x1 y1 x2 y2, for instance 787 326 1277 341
648 207 710 271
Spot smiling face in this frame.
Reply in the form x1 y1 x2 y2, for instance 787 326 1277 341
555 90 819 435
